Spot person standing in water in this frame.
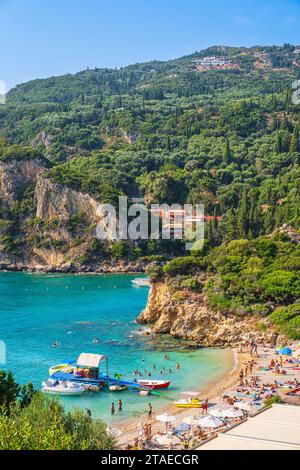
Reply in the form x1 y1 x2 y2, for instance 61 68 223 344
118 399 123 414
148 403 153 420
111 402 115 415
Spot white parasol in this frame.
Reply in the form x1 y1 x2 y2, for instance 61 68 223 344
220 408 244 418
156 413 176 423
234 401 252 412
182 415 202 426
209 408 225 418
198 415 224 429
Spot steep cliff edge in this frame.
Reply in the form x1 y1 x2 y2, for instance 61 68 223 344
137 280 283 347
0 161 148 272
35 175 99 224
0 158 45 205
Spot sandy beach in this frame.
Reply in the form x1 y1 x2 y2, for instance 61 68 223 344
113 343 300 450
115 348 241 446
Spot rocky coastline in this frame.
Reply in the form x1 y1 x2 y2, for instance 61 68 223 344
0 259 148 274
136 280 287 348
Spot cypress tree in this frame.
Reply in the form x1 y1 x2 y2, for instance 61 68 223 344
223 208 237 242
290 128 300 154
237 187 250 238
274 131 282 154
223 137 232 164
166 136 171 152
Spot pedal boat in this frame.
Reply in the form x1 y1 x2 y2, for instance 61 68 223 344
173 397 203 408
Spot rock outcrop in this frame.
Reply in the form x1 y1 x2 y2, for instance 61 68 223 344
0 158 45 205
35 175 99 224
0 160 149 272
137 280 284 347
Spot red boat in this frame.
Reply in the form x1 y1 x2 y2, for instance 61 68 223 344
137 379 171 390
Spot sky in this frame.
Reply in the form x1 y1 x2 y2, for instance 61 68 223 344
0 0 300 90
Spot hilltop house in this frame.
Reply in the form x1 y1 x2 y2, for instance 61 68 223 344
193 56 231 67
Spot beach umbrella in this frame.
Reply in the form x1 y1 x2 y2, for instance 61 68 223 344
234 402 251 412
156 413 176 423
220 408 244 418
198 415 224 429
278 347 292 356
209 408 225 418
182 416 202 426
177 422 192 432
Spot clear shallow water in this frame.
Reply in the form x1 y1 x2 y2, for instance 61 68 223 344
0 272 231 424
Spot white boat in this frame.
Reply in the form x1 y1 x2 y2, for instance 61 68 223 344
131 278 150 287
109 384 128 392
42 379 85 396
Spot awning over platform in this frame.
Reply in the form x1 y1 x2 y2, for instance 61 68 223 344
77 353 107 368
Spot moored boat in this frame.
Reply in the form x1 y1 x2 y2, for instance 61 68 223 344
137 379 170 389
173 397 203 408
42 379 85 396
109 384 128 392
131 278 150 287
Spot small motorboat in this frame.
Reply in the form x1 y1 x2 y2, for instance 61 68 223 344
173 398 203 408
109 384 128 392
131 278 150 287
137 379 170 390
42 379 85 396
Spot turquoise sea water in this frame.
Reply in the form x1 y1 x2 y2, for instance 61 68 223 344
0 272 232 424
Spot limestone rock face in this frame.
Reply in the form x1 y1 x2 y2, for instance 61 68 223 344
0 165 150 272
137 280 282 347
35 176 99 224
0 158 45 205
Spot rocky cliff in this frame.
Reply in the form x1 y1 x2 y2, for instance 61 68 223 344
137 280 284 347
35 175 99 224
0 159 148 272
0 158 45 205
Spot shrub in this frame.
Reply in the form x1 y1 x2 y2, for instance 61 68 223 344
180 277 202 292
163 256 204 277
146 264 164 282
109 241 127 259
260 270 300 303
0 377 117 450
269 303 300 339
263 395 282 407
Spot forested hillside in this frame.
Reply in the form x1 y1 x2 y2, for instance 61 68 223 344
1 45 299 247
0 44 299 337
